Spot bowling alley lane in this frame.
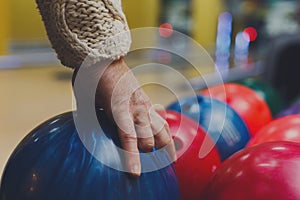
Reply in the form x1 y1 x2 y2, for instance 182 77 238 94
0 66 74 175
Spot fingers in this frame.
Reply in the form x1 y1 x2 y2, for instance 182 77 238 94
116 115 141 177
134 111 155 152
133 105 175 160
150 109 177 162
115 105 176 177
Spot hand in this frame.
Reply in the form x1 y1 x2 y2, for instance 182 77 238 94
96 58 176 177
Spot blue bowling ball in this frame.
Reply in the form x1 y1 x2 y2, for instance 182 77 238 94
167 95 251 161
0 110 179 200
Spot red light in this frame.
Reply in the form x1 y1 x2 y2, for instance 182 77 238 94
243 27 258 42
159 23 173 38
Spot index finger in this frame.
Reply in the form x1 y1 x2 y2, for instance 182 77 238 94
115 114 141 177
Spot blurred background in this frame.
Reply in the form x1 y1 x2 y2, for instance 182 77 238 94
1 0 300 174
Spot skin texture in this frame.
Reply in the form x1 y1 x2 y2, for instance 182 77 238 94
95 58 176 177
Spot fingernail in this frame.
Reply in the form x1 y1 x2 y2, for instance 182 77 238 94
131 164 141 177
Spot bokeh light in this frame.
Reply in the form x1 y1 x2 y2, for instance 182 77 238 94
159 23 174 38
243 27 258 42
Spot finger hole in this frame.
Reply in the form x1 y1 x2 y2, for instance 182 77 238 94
133 109 151 130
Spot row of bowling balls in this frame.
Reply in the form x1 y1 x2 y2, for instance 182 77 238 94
166 77 300 199
202 114 300 200
167 77 286 162
1 77 300 200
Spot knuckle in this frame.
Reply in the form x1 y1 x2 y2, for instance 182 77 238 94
134 116 149 127
133 109 146 119
131 92 152 107
139 139 155 152
156 131 172 146
120 133 137 143
132 108 151 126
161 137 172 146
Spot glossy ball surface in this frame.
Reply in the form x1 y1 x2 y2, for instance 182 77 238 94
0 111 180 200
203 142 300 200
167 95 251 161
236 78 285 116
248 114 300 146
202 83 272 136
165 110 221 200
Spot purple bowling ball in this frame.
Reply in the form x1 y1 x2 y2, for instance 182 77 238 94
276 102 300 118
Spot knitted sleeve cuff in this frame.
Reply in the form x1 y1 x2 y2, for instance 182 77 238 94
36 0 131 69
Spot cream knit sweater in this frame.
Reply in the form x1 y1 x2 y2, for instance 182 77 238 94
36 0 131 68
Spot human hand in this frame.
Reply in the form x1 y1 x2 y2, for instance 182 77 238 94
96 58 176 177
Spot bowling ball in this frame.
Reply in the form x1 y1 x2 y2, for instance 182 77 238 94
236 78 285 116
202 142 300 200
167 95 251 161
202 83 272 136
0 110 180 200
276 102 300 118
165 110 221 200
248 114 300 146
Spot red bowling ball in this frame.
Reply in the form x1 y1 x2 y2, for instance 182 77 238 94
165 110 221 200
202 83 272 136
248 114 300 146
202 142 300 200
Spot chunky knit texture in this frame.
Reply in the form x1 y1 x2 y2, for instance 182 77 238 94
36 0 131 68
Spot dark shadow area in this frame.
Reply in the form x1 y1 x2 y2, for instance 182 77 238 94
263 34 300 103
